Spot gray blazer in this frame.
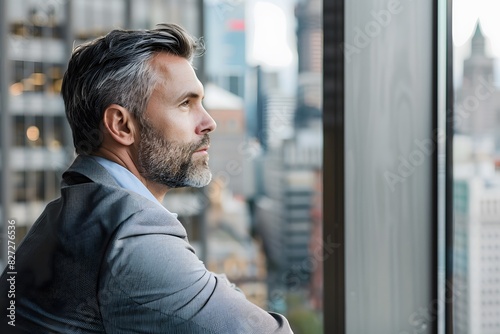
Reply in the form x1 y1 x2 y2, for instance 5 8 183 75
0 155 293 333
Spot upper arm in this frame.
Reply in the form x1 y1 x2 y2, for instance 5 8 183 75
98 221 293 333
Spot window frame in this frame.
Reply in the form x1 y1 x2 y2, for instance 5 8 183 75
322 0 454 333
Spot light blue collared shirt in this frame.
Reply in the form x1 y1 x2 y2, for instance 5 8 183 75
91 156 176 217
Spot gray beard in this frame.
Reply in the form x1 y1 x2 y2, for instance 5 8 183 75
137 119 212 188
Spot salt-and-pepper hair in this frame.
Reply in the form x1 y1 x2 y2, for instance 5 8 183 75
61 23 203 154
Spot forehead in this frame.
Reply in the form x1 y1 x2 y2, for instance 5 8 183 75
149 53 197 86
148 53 204 103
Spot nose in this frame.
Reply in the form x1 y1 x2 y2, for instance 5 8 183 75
198 107 217 135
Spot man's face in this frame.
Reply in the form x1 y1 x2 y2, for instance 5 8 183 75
137 53 216 188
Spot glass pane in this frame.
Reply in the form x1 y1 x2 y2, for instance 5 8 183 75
453 1 500 333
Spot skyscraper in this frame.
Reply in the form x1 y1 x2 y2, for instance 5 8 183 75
455 23 500 142
453 21 500 334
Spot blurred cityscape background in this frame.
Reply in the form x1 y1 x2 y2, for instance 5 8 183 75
0 0 322 332
452 1 500 331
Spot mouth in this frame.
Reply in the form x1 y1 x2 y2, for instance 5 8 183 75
193 135 211 155
193 146 209 155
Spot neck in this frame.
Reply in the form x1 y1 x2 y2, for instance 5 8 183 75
92 147 170 202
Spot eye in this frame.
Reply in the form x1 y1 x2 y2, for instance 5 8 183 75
180 100 190 107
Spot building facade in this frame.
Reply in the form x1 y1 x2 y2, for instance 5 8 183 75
454 176 500 334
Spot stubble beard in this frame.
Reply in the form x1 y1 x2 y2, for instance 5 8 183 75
137 119 212 189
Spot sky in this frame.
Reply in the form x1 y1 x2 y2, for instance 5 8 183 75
453 0 500 55
453 0 500 86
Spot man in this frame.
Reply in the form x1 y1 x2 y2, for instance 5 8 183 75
0 24 293 333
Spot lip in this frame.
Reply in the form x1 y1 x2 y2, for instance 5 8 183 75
194 146 209 154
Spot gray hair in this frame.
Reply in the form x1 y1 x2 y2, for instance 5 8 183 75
61 23 203 154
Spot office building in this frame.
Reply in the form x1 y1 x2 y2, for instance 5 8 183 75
454 174 500 334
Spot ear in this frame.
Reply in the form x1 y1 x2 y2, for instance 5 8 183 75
102 104 137 147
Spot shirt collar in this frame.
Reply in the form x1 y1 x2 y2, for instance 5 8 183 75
90 156 177 217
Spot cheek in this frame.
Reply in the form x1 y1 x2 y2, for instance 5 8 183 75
161 116 197 142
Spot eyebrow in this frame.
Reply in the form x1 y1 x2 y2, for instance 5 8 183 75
177 91 204 102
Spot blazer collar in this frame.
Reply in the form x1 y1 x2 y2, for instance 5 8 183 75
62 155 120 188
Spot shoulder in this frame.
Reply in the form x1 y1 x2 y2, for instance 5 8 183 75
114 198 187 239
99 204 203 312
